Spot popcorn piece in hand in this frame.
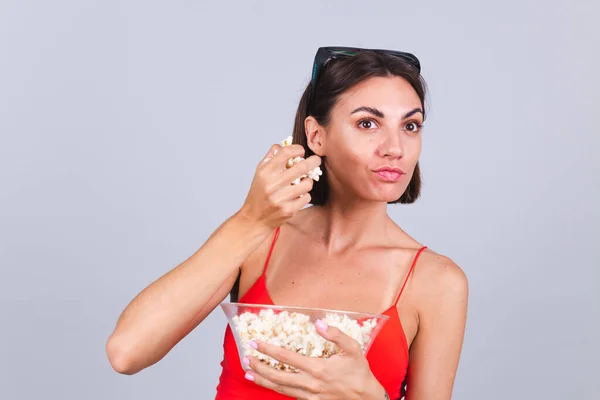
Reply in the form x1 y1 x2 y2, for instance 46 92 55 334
280 136 323 184
308 167 323 181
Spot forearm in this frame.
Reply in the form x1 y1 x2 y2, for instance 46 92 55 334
107 210 272 373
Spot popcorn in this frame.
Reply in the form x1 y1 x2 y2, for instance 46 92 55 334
231 308 378 373
280 136 323 185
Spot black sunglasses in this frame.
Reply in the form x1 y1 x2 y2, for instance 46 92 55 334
310 46 421 100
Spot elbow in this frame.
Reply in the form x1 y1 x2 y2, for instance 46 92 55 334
106 334 140 375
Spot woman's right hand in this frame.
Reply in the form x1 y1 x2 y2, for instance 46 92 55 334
239 143 321 231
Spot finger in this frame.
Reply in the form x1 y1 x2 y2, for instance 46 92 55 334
279 176 314 201
281 155 322 184
268 144 306 171
246 356 306 388
259 144 282 167
288 190 312 210
251 340 316 374
244 370 309 399
315 319 363 355
267 176 313 206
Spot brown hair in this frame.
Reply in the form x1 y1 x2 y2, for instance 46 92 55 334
292 50 428 205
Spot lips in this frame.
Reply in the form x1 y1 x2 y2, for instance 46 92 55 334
373 167 405 182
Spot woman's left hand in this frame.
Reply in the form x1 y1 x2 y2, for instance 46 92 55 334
244 319 386 400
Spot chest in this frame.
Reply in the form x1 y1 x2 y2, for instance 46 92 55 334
237 236 422 350
263 243 408 314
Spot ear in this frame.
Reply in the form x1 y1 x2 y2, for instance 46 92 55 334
304 116 326 156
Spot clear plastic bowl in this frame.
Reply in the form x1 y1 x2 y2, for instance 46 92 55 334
221 302 390 372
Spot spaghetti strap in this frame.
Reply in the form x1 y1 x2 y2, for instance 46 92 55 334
393 246 427 306
262 227 281 275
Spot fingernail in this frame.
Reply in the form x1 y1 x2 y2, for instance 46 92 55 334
243 357 250 366
249 341 258 349
245 372 254 381
315 319 328 332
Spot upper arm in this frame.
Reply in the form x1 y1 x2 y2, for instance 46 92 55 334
194 227 278 324
405 256 469 400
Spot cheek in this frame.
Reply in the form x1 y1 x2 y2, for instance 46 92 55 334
407 138 422 164
335 140 376 173
328 127 374 161
325 144 375 186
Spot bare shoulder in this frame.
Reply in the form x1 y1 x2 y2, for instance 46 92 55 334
240 227 279 275
242 207 315 271
412 249 469 303
283 206 322 235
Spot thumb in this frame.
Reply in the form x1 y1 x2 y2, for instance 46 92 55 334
315 319 362 355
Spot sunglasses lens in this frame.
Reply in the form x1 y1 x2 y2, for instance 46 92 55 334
311 48 421 102
325 49 419 70
331 50 357 56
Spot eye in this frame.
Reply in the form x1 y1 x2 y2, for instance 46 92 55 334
404 121 423 133
358 118 378 130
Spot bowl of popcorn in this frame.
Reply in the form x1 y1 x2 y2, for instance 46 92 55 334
221 302 389 372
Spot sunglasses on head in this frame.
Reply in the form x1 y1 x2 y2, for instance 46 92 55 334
310 46 421 100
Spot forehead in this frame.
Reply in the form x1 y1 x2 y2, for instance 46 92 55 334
334 76 422 115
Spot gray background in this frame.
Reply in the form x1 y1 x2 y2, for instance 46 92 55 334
1 1 598 399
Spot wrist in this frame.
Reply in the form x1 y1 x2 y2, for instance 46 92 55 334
232 208 274 240
361 374 387 400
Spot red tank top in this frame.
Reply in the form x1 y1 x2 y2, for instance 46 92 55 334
215 228 427 399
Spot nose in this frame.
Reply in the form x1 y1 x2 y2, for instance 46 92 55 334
378 130 403 159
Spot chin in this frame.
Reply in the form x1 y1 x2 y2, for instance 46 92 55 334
342 178 408 203
363 188 407 203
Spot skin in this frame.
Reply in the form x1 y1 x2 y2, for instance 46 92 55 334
238 76 469 399
105 75 468 400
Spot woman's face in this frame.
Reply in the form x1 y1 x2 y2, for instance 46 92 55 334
318 76 424 204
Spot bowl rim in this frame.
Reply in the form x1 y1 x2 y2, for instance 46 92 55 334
222 302 390 320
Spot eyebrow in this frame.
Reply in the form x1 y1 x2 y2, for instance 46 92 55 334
350 106 423 119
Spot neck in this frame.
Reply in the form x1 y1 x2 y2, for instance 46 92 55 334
314 195 391 254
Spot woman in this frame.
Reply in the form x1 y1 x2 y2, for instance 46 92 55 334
106 47 468 400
